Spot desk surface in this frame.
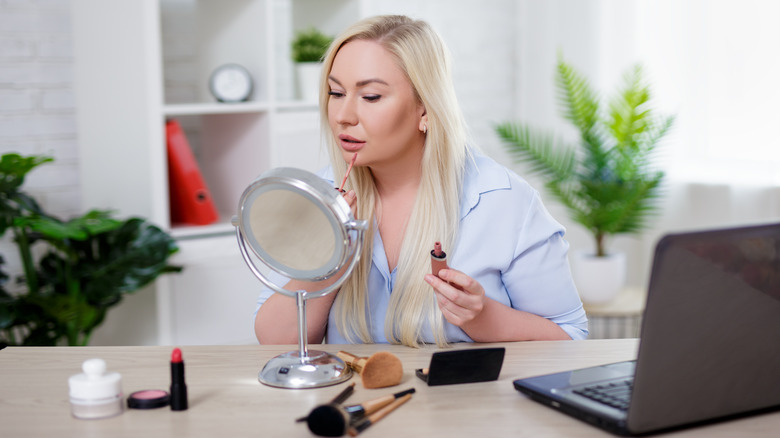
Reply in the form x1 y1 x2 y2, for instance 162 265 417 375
1 340 777 437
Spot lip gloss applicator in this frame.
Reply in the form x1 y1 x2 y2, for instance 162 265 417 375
170 347 188 411
338 153 358 193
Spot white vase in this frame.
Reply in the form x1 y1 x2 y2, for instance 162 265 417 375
295 62 322 103
570 251 626 304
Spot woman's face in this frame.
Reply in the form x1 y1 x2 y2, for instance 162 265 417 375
327 40 426 169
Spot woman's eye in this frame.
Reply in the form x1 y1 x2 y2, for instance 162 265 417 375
328 91 344 98
363 95 380 102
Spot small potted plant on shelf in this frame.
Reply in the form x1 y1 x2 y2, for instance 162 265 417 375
291 26 333 102
495 56 674 304
0 153 182 346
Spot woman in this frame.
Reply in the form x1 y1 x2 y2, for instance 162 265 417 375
254 15 587 347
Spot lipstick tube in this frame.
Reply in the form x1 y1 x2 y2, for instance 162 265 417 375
430 241 449 278
170 347 188 411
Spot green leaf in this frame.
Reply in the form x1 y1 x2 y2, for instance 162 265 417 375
20 210 122 241
0 153 53 194
555 57 600 138
0 154 52 238
0 290 15 329
495 122 576 181
79 218 181 307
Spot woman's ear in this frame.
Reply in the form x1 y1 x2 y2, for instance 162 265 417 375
419 108 428 134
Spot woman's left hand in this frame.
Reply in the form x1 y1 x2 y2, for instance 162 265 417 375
424 269 486 327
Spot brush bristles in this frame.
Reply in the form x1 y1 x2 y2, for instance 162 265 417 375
307 404 348 437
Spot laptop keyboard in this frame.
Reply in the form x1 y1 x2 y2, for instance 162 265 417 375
573 379 633 411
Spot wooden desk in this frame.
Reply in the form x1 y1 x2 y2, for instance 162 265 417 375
1 340 777 437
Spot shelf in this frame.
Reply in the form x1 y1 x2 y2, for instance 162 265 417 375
164 101 272 116
275 100 320 111
170 220 235 240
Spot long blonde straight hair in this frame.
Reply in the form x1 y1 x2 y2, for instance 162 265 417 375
319 15 471 347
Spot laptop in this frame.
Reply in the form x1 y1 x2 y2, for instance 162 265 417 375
513 222 780 436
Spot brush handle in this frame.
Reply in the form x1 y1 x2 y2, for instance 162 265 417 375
348 393 412 436
360 394 395 416
337 351 368 373
344 388 415 419
330 382 356 405
295 382 355 422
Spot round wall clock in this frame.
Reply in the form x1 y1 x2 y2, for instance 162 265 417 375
209 64 253 102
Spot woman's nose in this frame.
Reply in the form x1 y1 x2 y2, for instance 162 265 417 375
333 97 358 126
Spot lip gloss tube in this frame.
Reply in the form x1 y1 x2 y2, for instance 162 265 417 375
430 241 449 278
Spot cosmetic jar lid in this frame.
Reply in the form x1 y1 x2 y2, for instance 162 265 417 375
127 390 170 409
69 358 122 400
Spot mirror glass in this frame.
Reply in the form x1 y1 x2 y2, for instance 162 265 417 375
247 187 338 277
237 167 358 288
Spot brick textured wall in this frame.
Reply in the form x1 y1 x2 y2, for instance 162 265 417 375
0 0 79 216
0 0 79 287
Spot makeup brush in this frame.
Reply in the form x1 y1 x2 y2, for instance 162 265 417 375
338 153 358 192
306 388 415 437
347 392 413 436
295 382 356 422
336 351 403 389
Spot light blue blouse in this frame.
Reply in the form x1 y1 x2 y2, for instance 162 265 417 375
254 153 589 343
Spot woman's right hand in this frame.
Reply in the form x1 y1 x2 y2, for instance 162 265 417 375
342 189 357 216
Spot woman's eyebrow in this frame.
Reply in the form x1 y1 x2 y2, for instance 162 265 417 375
356 78 389 87
328 76 389 87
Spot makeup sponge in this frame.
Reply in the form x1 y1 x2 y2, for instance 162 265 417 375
337 351 403 389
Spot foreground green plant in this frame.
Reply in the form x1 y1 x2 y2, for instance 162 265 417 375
496 57 674 257
0 153 181 346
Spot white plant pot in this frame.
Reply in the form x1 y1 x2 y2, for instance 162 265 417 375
295 62 322 103
570 251 627 304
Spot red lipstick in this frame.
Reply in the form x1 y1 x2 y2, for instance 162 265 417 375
170 347 188 411
338 153 358 193
430 241 449 278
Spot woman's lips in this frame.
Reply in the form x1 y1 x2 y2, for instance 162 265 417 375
339 134 365 152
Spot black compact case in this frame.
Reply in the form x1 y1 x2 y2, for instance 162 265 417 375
416 347 505 386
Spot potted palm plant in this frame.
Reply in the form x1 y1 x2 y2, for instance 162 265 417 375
0 153 181 346
291 27 333 102
495 57 674 303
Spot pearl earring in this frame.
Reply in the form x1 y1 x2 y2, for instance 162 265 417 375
423 125 428 134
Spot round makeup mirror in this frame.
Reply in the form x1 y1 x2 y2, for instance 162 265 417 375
233 167 367 389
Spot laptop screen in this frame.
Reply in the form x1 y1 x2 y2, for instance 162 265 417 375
628 222 780 432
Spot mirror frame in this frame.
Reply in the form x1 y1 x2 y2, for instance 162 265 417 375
233 167 368 389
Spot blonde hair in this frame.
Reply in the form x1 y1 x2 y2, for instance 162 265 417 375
320 15 471 347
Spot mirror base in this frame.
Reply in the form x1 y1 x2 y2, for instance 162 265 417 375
258 350 353 389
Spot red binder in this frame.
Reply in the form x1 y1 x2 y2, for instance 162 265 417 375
166 119 219 225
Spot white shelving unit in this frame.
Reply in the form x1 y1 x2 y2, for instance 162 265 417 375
71 0 362 345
